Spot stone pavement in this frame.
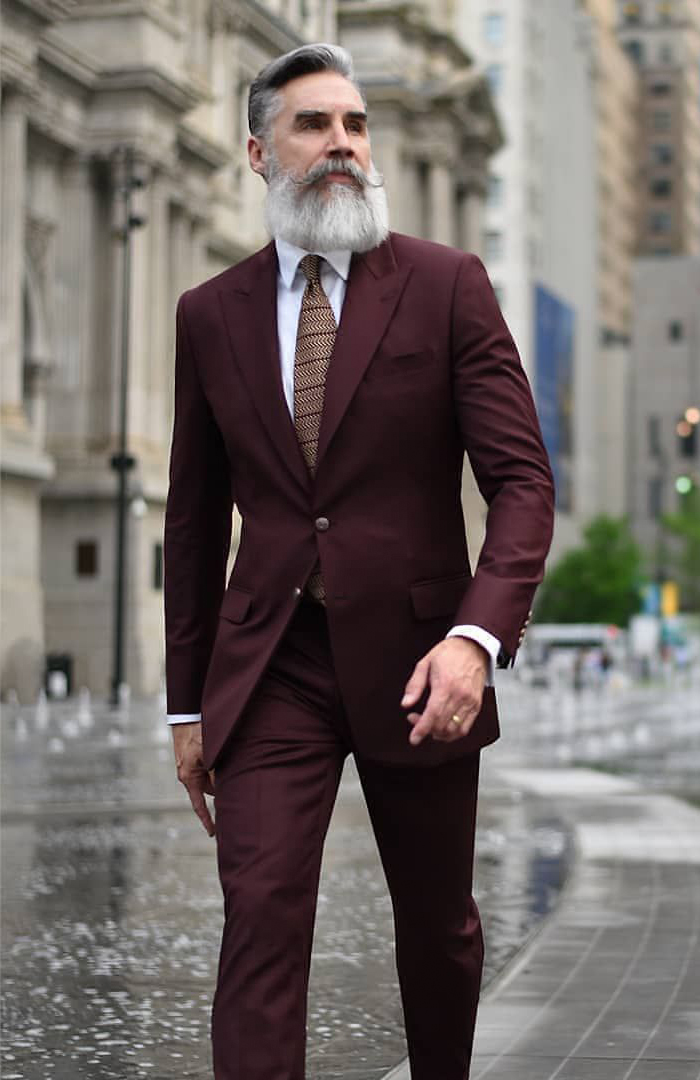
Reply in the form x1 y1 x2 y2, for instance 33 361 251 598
383 765 700 1080
0 697 569 1080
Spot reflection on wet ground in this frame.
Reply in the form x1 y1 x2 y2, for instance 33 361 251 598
1 698 569 1080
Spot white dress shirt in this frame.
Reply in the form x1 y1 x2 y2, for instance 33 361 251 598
167 238 500 724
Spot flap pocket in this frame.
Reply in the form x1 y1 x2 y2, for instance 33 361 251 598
410 574 470 621
219 586 252 624
365 350 434 380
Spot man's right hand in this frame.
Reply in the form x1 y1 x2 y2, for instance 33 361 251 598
171 722 216 836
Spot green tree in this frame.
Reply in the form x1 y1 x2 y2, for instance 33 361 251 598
661 486 700 612
536 515 643 626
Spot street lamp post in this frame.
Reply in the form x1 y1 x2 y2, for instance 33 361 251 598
109 147 147 707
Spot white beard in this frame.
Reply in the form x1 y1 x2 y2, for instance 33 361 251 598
263 158 390 253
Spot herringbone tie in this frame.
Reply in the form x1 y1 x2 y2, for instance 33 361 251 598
294 254 337 602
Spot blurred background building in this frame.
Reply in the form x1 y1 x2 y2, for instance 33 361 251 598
1 0 699 701
0 0 500 699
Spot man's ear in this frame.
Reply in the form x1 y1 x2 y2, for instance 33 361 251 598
248 136 268 181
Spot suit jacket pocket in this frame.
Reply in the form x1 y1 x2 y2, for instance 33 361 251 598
364 349 435 381
410 574 471 621
219 585 253 624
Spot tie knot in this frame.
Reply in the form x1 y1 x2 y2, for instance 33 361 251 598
299 254 321 286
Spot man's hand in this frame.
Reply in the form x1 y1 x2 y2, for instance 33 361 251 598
402 638 488 746
171 722 216 836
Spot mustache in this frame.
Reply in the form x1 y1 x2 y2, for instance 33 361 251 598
290 158 385 190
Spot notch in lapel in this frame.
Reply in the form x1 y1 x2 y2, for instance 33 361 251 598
217 244 311 495
316 239 412 468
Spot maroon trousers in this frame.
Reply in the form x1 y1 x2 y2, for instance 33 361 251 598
212 599 483 1079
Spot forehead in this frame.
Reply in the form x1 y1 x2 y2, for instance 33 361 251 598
277 70 366 118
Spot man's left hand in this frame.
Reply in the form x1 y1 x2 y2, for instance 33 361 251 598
401 638 488 745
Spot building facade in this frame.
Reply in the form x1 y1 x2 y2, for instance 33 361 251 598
456 0 639 555
0 0 500 700
628 257 700 570
616 0 700 255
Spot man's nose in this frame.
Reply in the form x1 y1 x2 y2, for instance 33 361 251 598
327 121 353 158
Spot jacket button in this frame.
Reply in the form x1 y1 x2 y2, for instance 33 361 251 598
315 516 330 532
293 586 302 597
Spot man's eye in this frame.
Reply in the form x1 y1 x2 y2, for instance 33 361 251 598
301 118 323 129
347 121 365 134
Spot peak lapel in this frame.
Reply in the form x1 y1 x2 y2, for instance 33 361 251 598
217 243 311 495
316 238 412 468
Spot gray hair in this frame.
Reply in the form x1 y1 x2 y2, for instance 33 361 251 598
248 43 364 139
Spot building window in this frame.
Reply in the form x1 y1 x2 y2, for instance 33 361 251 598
648 415 661 457
483 12 505 45
649 81 672 95
153 542 164 590
649 210 673 233
658 42 674 63
624 39 644 62
487 174 503 206
484 230 503 261
657 0 675 20
652 111 671 130
485 63 503 97
669 320 684 341
648 476 663 517
651 143 674 165
76 541 98 578
650 177 673 197
623 2 641 23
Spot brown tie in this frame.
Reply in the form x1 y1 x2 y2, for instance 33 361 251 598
294 254 337 602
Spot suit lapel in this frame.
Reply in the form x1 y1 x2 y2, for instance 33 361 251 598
217 243 311 494
316 237 412 468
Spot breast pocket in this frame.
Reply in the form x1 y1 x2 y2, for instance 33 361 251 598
364 348 436 382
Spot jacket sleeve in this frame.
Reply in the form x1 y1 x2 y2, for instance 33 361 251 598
451 254 555 664
164 293 233 711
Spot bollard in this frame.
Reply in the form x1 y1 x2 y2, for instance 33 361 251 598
35 689 50 732
77 687 93 730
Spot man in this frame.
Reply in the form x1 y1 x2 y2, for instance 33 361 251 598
165 43 554 1080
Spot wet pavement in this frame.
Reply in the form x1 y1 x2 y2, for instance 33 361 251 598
1 692 570 1080
386 670 700 1080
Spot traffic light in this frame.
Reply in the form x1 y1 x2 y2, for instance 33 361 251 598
677 411 698 458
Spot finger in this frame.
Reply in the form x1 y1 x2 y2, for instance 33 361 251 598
408 691 449 746
185 782 216 837
437 704 478 742
401 657 430 707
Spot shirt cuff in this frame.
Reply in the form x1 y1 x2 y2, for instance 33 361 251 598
446 625 501 686
167 713 202 725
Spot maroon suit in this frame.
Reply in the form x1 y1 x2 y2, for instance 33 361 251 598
164 232 554 1078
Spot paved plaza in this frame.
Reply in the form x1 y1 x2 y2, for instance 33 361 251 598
2 672 699 1079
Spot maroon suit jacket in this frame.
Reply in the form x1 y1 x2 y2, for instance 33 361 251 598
164 232 554 769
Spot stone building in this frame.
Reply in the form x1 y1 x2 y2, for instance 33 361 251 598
0 0 500 700
616 0 700 256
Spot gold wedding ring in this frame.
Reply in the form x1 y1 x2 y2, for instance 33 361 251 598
450 713 465 728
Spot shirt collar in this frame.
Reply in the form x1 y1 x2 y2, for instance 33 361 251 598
275 237 352 289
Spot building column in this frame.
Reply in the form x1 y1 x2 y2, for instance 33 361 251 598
0 94 28 427
145 173 170 451
429 160 454 246
461 187 485 258
54 154 95 447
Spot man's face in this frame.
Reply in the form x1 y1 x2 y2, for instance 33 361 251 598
249 70 371 188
